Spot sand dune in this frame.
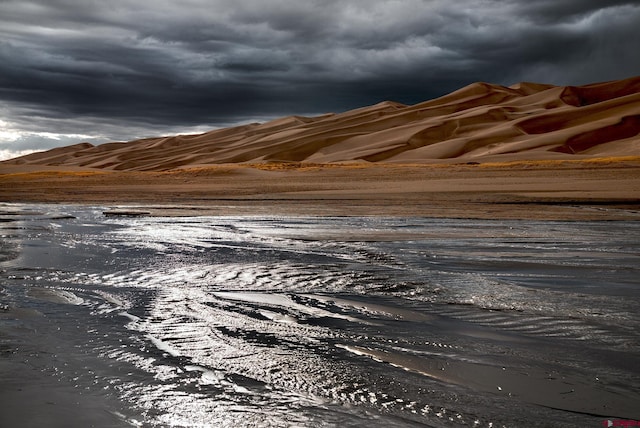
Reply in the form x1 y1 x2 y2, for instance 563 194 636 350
3 76 639 171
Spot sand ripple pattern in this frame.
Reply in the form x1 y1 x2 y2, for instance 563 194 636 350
1 205 639 427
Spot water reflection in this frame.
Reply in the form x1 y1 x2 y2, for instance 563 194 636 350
1 203 639 427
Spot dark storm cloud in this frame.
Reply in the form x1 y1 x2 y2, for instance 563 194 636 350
0 0 638 158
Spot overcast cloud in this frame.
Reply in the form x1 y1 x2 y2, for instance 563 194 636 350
1 0 639 159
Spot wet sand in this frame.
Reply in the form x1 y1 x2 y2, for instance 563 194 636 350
0 307 137 428
2 209 639 426
1 160 639 220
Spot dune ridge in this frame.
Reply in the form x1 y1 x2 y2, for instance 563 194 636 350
3 76 640 171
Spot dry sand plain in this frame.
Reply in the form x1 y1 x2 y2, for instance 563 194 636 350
1 159 639 220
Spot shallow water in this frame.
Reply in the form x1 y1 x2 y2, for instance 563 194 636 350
1 203 639 427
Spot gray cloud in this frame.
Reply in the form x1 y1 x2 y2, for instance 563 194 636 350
513 0 637 24
0 0 638 158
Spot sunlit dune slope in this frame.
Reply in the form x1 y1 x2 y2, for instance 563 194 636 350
4 76 639 171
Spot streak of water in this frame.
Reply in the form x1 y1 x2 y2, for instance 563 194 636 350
1 203 639 427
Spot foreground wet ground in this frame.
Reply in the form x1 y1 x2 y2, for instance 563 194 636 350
1 203 639 427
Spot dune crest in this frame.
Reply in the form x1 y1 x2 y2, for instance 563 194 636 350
4 76 640 171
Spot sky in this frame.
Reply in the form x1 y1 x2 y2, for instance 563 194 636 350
1 0 639 160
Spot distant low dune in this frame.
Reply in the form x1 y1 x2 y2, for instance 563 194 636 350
2 76 639 171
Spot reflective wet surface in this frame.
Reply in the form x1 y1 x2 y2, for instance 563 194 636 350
1 203 639 427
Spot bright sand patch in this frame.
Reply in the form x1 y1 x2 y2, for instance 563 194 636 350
3 77 639 170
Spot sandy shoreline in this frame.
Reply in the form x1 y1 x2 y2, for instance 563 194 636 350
1 160 639 220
